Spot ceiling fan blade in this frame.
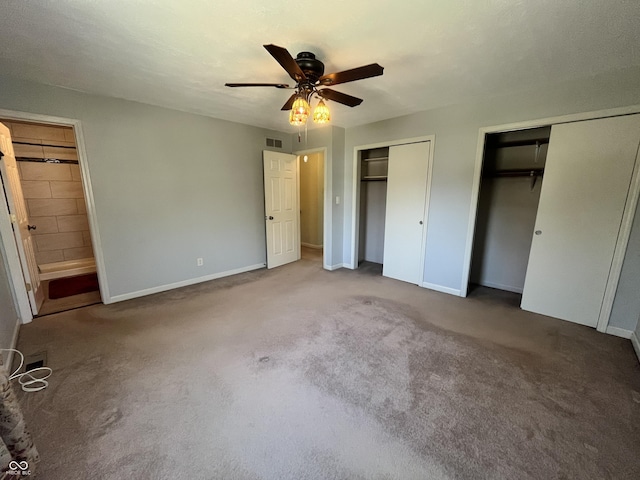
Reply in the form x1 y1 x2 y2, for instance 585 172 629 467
225 83 290 88
263 44 307 82
281 94 297 111
318 89 363 107
318 63 384 86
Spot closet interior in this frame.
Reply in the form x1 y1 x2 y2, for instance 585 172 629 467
470 126 551 294
358 147 389 266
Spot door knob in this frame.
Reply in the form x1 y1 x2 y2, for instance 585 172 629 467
27 224 36 231
534 230 542 235
265 216 274 220
419 220 423 225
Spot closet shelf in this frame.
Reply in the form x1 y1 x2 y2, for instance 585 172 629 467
488 138 549 149
362 175 388 181
363 156 389 162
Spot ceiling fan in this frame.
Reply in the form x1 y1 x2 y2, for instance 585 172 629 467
225 44 384 126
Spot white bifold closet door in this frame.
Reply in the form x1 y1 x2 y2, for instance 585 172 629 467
383 141 430 285
521 114 640 327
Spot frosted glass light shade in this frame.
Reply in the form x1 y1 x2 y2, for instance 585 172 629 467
292 96 311 116
289 108 307 126
313 99 330 124
289 96 310 125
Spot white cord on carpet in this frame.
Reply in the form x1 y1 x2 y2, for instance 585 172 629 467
0 348 52 392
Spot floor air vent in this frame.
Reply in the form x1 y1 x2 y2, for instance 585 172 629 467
24 351 48 372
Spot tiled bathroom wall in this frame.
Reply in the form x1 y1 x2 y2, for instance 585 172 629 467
2 120 94 267
19 162 93 265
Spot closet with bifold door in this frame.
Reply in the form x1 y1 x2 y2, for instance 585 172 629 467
357 141 431 286
471 114 640 329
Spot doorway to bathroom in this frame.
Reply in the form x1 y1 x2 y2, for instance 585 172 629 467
298 150 324 265
0 117 102 316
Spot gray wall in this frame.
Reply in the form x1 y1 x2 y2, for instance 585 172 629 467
360 182 387 264
342 66 640 331
0 75 291 300
332 126 345 266
471 176 542 293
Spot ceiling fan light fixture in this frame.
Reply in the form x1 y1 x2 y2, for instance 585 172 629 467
313 99 330 124
289 94 311 126
292 95 310 116
289 108 307 126
226 45 383 130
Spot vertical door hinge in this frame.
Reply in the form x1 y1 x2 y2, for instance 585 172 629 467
25 282 32 292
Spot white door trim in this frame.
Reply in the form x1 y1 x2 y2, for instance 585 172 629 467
598 139 640 331
461 104 640 334
349 135 435 272
294 147 331 270
0 108 110 307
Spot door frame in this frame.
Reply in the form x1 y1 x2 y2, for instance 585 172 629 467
0 109 109 319
461 104 640 334
349 135 435 276
293 147 331 270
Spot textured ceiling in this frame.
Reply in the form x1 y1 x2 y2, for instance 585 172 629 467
1 1 639 131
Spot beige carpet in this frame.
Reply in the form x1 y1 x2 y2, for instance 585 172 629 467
14 249 640 479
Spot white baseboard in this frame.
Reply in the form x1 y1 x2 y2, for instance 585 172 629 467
605 326 633 339
476 281 523 294
422 282 462 296
108 263 266 304
11 316 20 348
301 243 323 250
325 263 346 271
631 332 640 363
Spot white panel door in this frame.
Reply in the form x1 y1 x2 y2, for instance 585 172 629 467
0 123 44 314
383 141 430 285
263 150 299 269
521 114 640 327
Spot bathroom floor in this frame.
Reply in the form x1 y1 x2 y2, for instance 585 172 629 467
37 278 101 316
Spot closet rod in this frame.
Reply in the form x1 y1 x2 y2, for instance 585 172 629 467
16 157 79 165
485 168 544 178
362 175 388 181
12 140 76 150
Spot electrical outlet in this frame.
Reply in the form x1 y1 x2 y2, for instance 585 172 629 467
197 258 204 267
